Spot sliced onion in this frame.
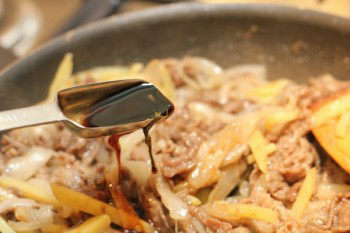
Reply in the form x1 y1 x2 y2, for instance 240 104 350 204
119 130 145 160
81 141 101 165
189 115 258 190
316 183 350 199
8 221 40 231
11 125 58 148
238 181 250 197
0 187 16 200
225 64 266 81
0 198 38 214
182 57 222 90
15 206 37 223
221 144 248 167
37 206 54 225
4 147 54 180
122 160 151 187
188 102 235 124
95 145 110 164
156 175 189 220
208 162 247 203
191 218 206 233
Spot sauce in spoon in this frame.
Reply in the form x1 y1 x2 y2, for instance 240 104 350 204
81 81 174 175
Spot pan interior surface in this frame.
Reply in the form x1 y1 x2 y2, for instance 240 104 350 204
1 3 350 110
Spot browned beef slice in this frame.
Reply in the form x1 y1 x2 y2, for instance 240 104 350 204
139 186 173 232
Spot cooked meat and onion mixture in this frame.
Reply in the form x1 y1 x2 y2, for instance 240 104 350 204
1 54 350 233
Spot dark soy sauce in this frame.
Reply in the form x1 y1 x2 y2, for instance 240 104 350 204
142 116 163 174
107 115 163 177
107 134 143 232
108 134 127 181
82 81 174 173
82 82 174 128
80 81 174 232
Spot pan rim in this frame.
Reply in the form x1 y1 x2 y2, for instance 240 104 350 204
1 2 350 77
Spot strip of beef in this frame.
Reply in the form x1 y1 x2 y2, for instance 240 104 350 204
265 124 316 204
188 204 233 232
271 135 316 184
154 107 223 178
330 194 350 232
139 185 173 232
300 200 333 233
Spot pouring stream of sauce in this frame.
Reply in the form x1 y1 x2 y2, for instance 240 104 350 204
81 81 173 175
81 81 174 232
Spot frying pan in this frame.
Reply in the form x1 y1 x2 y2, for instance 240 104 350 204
1 3 350 111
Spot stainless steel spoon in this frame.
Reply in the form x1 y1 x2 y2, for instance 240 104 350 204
0 79 174 138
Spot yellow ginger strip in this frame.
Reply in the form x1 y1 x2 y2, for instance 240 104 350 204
205 201 278 223
47 53 74 100
0 216 16 233
246 79 290 103
0 176 59 207
41 224 68 233
291 168 317 218
248 130 276 173
64 215 111 233
264 108 299 133
51 183 148 232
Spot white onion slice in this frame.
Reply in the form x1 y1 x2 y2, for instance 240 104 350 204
0 198 38 214
8 221 40 231
122 160 151 187
156 175 189 220
225 64 266 81
208 162 247 202
4 147 54 180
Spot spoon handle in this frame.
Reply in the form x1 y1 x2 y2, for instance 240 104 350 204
0 102 64 132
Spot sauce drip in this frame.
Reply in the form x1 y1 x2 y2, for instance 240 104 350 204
108 133 128 182
107 134 143 232
143 116 163 173
80 80 174 175
107 117 161 183
78 80 174 232
107 127 159 233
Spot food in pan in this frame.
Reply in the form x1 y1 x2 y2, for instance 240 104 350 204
1 53 350 232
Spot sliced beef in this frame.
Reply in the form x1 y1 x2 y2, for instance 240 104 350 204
188 204 232 232
264 170 300 203
301 200 332 233
331 195 350 232
139 186 173 233
154 107 222 178
269 126 316 184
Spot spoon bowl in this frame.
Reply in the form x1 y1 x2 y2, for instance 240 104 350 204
0 79 174 138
